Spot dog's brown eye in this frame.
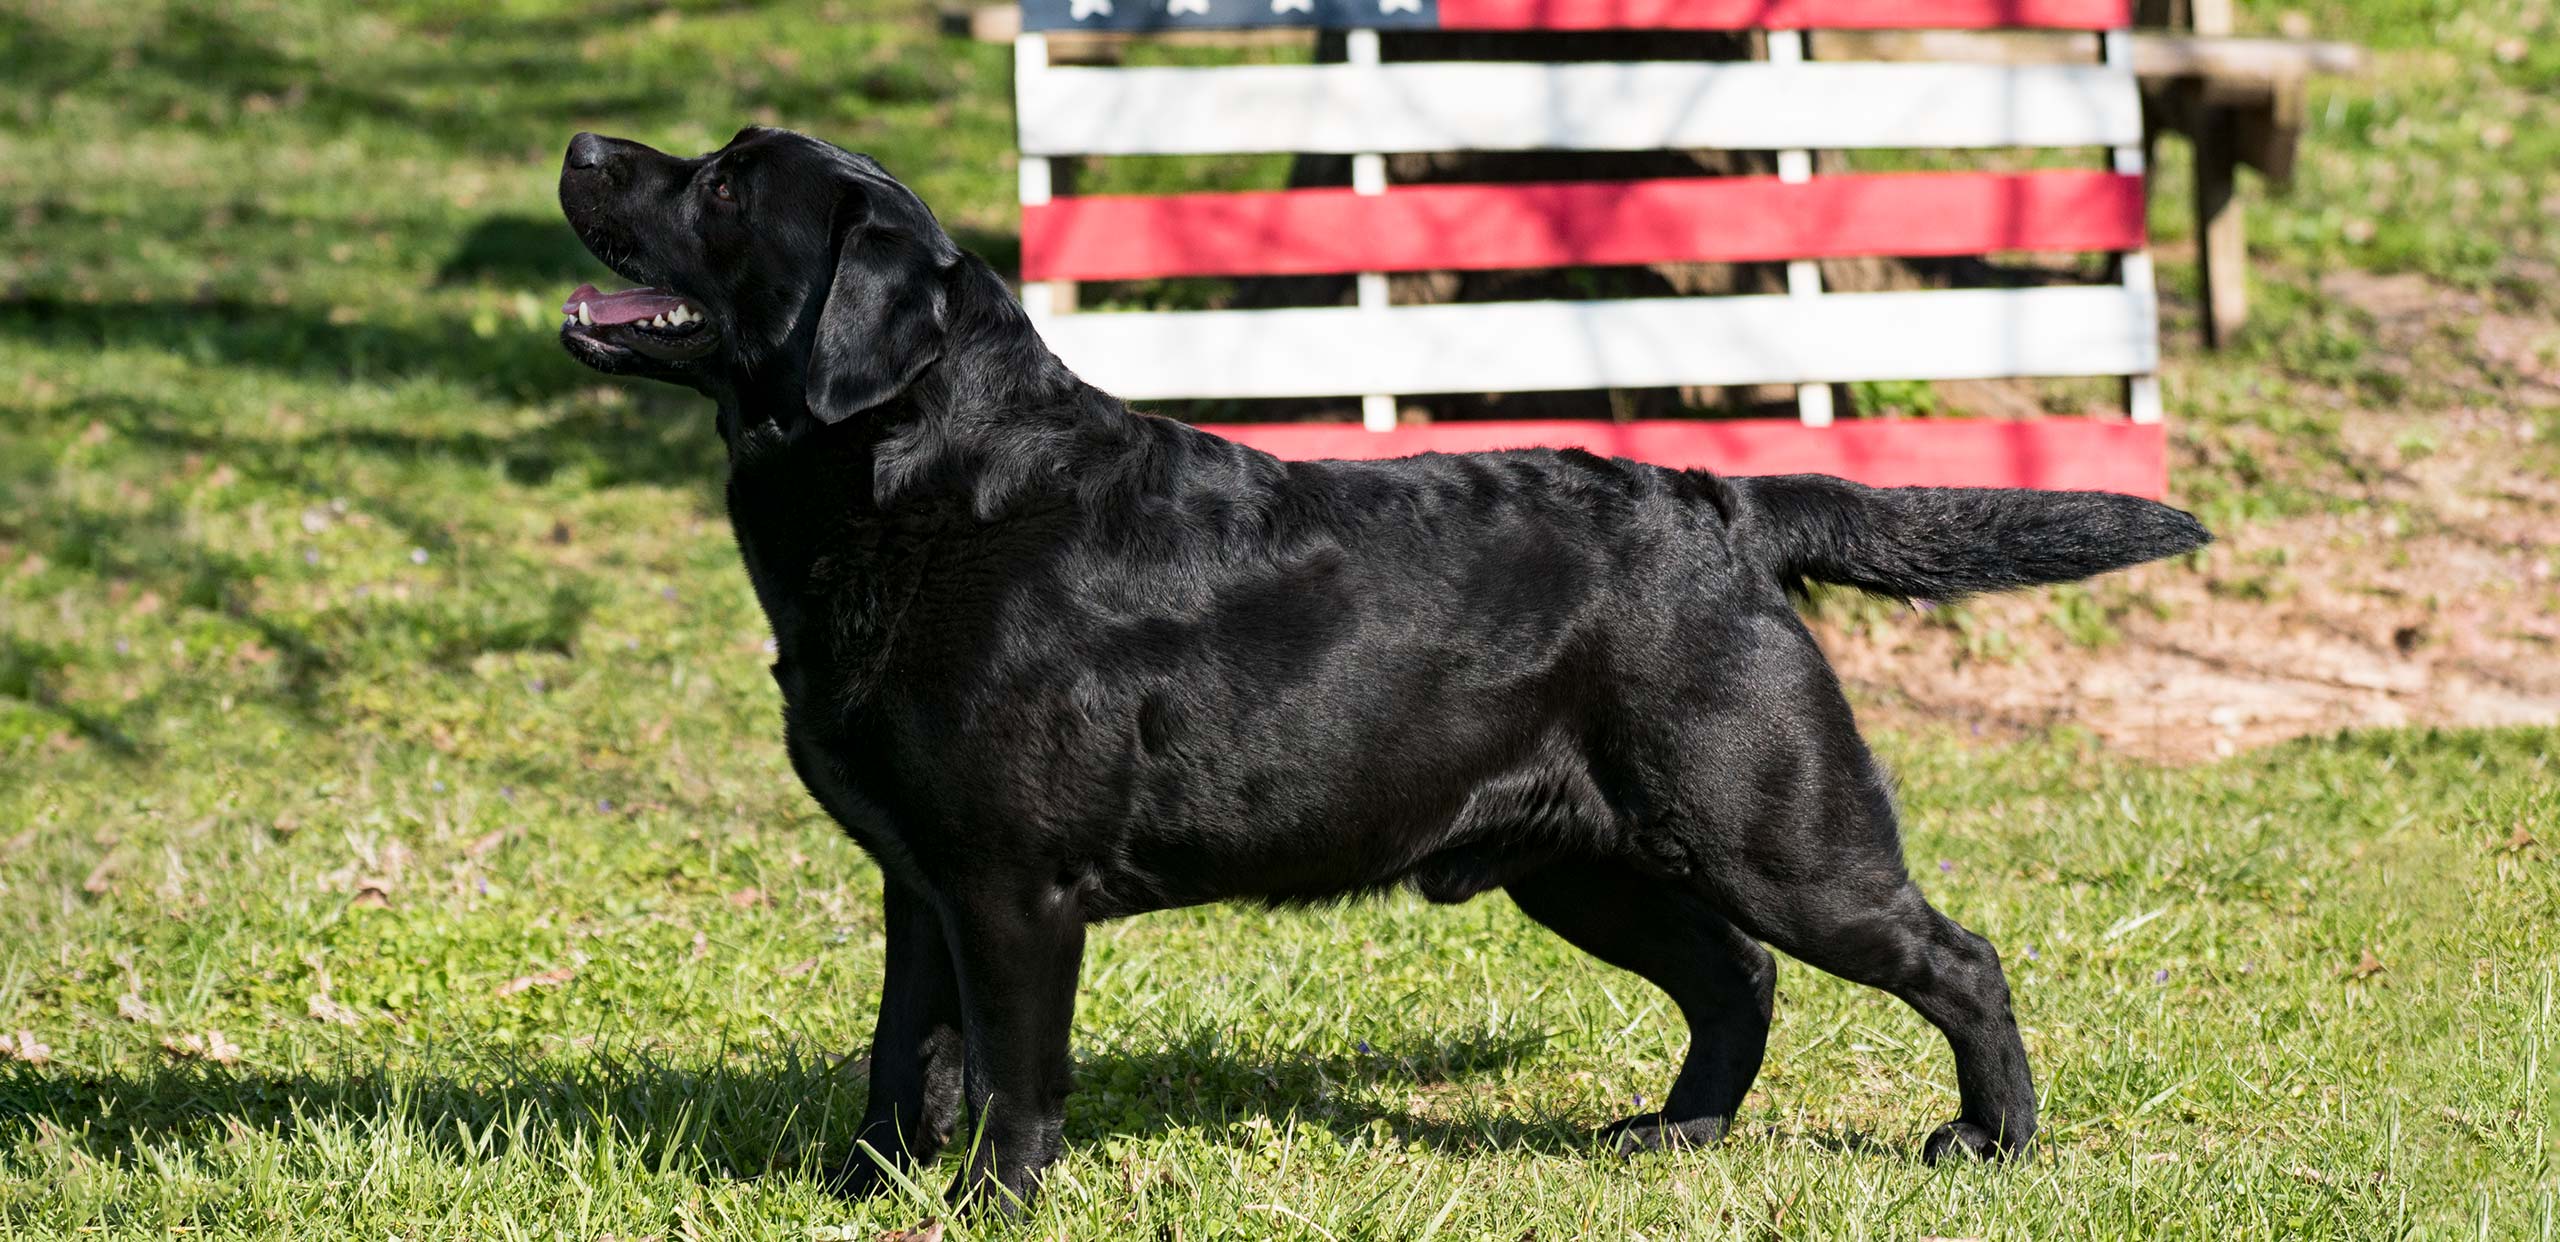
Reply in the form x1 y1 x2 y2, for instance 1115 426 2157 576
712 180 733 202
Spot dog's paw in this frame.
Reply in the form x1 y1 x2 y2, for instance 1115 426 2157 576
1921 1119 2030 1165
1598 1111 1730 1155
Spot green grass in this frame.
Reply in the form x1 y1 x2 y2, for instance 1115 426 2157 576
3 0 2557 1236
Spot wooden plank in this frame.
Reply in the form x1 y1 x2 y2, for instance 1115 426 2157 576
1766 27 1834 428
1015 0 2130 31
2191 105 2246 347
2102 27 2164 420
1812 29 2364 80
1202 417 2169 497
1434 0 2130 31
1020 171 2147 281
1031 286 2158 399
1016 61 2143 156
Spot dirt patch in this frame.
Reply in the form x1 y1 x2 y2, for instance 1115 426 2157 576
1820 403 2560 762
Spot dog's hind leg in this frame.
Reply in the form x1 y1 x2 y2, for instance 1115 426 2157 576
1508 858 1776 1152
1705 779 2038 1162
830 875 966 1198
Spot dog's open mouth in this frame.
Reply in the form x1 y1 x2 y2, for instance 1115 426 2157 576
559 283 716 360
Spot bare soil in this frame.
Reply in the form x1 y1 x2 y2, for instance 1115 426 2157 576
1824 274 2560 762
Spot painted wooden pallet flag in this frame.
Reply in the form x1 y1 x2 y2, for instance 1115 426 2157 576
1010 0 2167 496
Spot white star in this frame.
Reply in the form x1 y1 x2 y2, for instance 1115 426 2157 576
1379 0 1418 12
1168 0 1209 14
1272 0 1312 11
1069 0 1111 19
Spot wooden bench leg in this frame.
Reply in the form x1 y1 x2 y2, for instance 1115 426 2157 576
2192 115 2248 350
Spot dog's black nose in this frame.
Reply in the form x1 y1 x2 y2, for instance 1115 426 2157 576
566 132 615 171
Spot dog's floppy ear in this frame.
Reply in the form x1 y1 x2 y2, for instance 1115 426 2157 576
806 189 956 423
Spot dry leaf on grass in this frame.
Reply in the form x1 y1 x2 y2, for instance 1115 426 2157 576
162 1030 240 1066
2350 949 2386 980
0 1031 49 1065
2505 824 2538 852
3 827 36 854
779 957 819 978
82 854 118 895
875 1221 945 1242
307 992 363 1026
728 886 766 908
465 829 509 859
690 931 710 961
495 965 577 997
117 993 164 1024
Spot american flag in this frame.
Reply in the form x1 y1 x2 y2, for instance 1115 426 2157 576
1011 0 2168 495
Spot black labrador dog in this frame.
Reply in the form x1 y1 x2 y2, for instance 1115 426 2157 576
556 126 2209 1214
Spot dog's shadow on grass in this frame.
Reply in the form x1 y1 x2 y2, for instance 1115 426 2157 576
0 1025 1859 1187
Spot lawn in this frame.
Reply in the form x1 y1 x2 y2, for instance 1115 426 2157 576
3 1 2557 1237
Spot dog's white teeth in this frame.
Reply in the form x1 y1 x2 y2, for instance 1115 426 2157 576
650 314 669 328
669 306 692 326
577 301 593 326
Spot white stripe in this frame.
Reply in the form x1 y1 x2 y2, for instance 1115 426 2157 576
1034 287 2159 401
1017 61 2142 156
1013 37 1054 206
1765 30 1831 427
2102 27 2162 424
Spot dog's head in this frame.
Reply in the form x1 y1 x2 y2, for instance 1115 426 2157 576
557 126 961 420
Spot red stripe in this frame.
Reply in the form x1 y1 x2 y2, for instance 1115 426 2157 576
1198 418 2166 497
1021 171 2145 282
1429 0 2129 30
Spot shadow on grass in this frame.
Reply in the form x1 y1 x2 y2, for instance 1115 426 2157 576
438 214 607 287
0 297 603 406
0 1024 1835 1186
0 388 716 758
3 4 990 160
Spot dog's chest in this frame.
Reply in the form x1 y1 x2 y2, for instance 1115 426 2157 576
720 441 910 705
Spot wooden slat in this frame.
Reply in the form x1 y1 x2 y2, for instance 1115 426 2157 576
1204 417 2167 497
1434 0 2131 31
1017 61 2144 156
1016 0 2129 32
1021 171 2146 281
1033 286 2157 399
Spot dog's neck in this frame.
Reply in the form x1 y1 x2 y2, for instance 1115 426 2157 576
720 254 1138 519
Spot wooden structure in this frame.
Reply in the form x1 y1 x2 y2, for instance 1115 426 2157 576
1008 0 2173 495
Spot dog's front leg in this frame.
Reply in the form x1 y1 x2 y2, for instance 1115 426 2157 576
939 876 1086 1218
831 875 966 1198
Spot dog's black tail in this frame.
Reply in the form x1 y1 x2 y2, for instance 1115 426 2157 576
1730 474 2212 600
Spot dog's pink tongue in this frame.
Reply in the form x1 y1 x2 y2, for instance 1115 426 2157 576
562 283 686 325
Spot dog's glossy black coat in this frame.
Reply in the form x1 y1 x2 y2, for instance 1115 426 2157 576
557 127 2211 1213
